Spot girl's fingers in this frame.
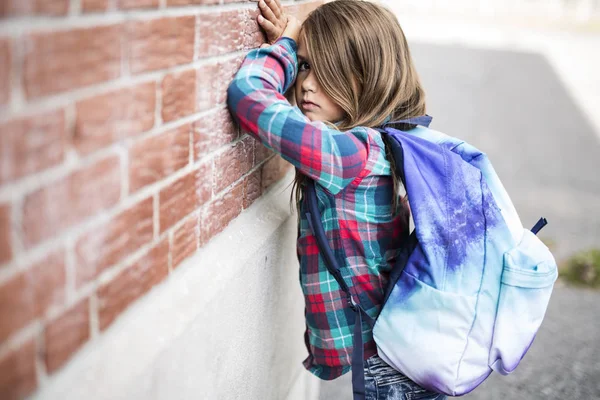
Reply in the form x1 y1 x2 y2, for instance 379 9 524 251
268 0 282 18
257 15 277 38
258 0 278 24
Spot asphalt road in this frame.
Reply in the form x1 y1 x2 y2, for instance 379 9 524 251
319 42 600 400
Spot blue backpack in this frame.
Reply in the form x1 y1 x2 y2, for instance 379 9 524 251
303 116 558 399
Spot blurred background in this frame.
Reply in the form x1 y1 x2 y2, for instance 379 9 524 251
322 0 600 399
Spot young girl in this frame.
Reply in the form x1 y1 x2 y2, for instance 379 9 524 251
228 1 446 399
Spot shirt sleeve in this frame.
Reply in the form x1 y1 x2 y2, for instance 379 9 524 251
226 37 370 195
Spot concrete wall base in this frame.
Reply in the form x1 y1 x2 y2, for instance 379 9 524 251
31 172 319 400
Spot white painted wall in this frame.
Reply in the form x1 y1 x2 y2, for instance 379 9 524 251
31 172 321 400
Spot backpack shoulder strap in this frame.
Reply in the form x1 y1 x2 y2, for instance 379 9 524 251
303 180 374 400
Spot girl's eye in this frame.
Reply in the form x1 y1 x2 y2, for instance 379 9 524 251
299 61 310 72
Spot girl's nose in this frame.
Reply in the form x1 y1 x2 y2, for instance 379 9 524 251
302 72 317 93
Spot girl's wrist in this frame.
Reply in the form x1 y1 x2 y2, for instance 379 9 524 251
281 15 301 44
277 36 297 47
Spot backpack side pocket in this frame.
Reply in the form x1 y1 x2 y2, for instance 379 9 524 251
489 229 558 375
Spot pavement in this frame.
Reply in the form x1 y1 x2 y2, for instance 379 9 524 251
318 13 600 400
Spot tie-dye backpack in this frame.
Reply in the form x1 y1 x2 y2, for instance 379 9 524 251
303 116 558 399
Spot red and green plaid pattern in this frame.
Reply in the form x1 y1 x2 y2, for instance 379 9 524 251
227 38 408 380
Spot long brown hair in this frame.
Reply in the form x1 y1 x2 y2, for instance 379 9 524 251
291 0 426 214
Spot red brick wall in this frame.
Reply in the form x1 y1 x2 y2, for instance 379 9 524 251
0 1 321 398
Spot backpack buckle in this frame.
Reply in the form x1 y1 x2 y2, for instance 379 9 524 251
347 294 358 312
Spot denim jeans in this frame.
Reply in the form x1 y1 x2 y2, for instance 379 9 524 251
364 355 447 400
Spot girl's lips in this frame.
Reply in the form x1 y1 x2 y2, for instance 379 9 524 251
301 101 319 111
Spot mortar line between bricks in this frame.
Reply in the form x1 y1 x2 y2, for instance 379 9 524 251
193 14 201 62
0 320 40 363
69 0 81 16
154 77 163 128
89 292 99 339
0 51 245 122
65 235 77 305
9 33 25 113
152 194 159 241
35 322 48 386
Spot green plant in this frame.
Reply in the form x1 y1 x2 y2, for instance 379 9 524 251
560 249 600 288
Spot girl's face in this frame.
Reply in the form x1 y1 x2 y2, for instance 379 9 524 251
295 40 345 124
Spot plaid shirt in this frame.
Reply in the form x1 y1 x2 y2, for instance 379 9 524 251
227 38 408 380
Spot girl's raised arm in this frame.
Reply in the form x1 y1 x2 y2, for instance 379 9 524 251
226 38 370 195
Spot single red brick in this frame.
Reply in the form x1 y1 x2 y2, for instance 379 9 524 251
0 204 12 264
243 169 262 209
171 215 198 269
0 110 66 184
0 39 10 107
0 0 69 16
75 198 154 287
161 69 196 123
0 339 37 400
213 136 254 194
254 140 273 167
75 82 156 155
128 16 195 74
200 181 243 245
262 154 291 191
97 239 169 330
23 156 121 248
0 250 66 342
44 298 90 374
129 125 190 193
81 0 108 12
193 108 238 160
119 0 159 9
0 274 32 343
159 163 212 233
24 25 122 99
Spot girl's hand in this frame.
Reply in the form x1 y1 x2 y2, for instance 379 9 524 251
255 0 301 46
256 0 287 45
